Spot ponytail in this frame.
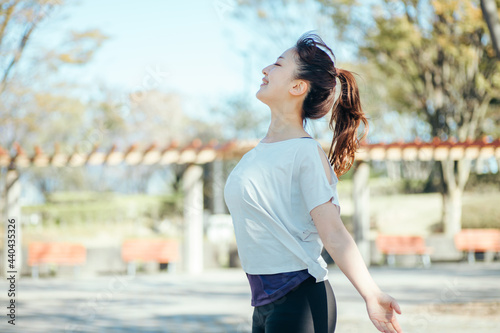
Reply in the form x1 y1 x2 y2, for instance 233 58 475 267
328 68 368 177
292 32 368 176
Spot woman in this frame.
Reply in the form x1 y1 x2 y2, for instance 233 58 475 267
224 32 403 333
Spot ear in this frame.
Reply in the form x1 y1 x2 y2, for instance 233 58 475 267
289 79 308 96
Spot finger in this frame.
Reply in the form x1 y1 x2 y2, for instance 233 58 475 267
376 320 392 333
391 300 402 315
386 321 399 333
390 317 404 333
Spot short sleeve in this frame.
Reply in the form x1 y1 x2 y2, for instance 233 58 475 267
297 142 340 214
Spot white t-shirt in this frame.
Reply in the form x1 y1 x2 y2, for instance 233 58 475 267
223 137 340 282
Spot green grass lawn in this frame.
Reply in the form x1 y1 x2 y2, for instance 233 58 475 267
337 184 500 235
461 192 500 229
15 192 183 246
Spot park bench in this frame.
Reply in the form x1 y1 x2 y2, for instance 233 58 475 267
376 234 432 268
454 229 500 263
28 242 86 278
121 239 180 275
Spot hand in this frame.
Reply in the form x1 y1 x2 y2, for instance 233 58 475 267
365 292 403 333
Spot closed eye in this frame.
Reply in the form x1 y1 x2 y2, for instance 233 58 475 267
274 63 281 66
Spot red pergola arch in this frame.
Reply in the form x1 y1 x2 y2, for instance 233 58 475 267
1 137 499 276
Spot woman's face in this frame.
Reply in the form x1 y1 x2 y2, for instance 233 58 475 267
256 47 301 105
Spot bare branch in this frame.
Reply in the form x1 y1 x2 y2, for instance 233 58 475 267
481 0 500 59
0 0 21 50
0 21 35 93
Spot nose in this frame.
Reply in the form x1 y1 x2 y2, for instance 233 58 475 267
262 65 270 75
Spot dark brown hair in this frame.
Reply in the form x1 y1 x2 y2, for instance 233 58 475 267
294 32 368 177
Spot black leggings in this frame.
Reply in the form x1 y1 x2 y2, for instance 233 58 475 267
251 276 337 333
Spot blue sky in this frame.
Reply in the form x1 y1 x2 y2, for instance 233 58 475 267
31 0 340 121
23 0 435 143
35 0 252 118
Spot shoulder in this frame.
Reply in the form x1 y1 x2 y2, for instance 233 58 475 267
296 139 335 184
295 138 328 160
294 137 322 152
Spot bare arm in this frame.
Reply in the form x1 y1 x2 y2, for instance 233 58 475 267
311 201 403 333
311 146 402 332
311 202 380 299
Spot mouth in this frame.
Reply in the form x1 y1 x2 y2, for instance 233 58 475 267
261 78 269 86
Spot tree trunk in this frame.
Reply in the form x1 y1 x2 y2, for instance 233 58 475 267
481 0 500 59
353 161 370 265
440 159 471 236
441 186 463 236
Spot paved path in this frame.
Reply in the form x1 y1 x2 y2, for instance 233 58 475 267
0 263 499 333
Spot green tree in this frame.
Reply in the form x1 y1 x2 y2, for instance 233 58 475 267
315 0 500 235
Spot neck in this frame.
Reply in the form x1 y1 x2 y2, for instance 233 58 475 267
264 101 309 141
